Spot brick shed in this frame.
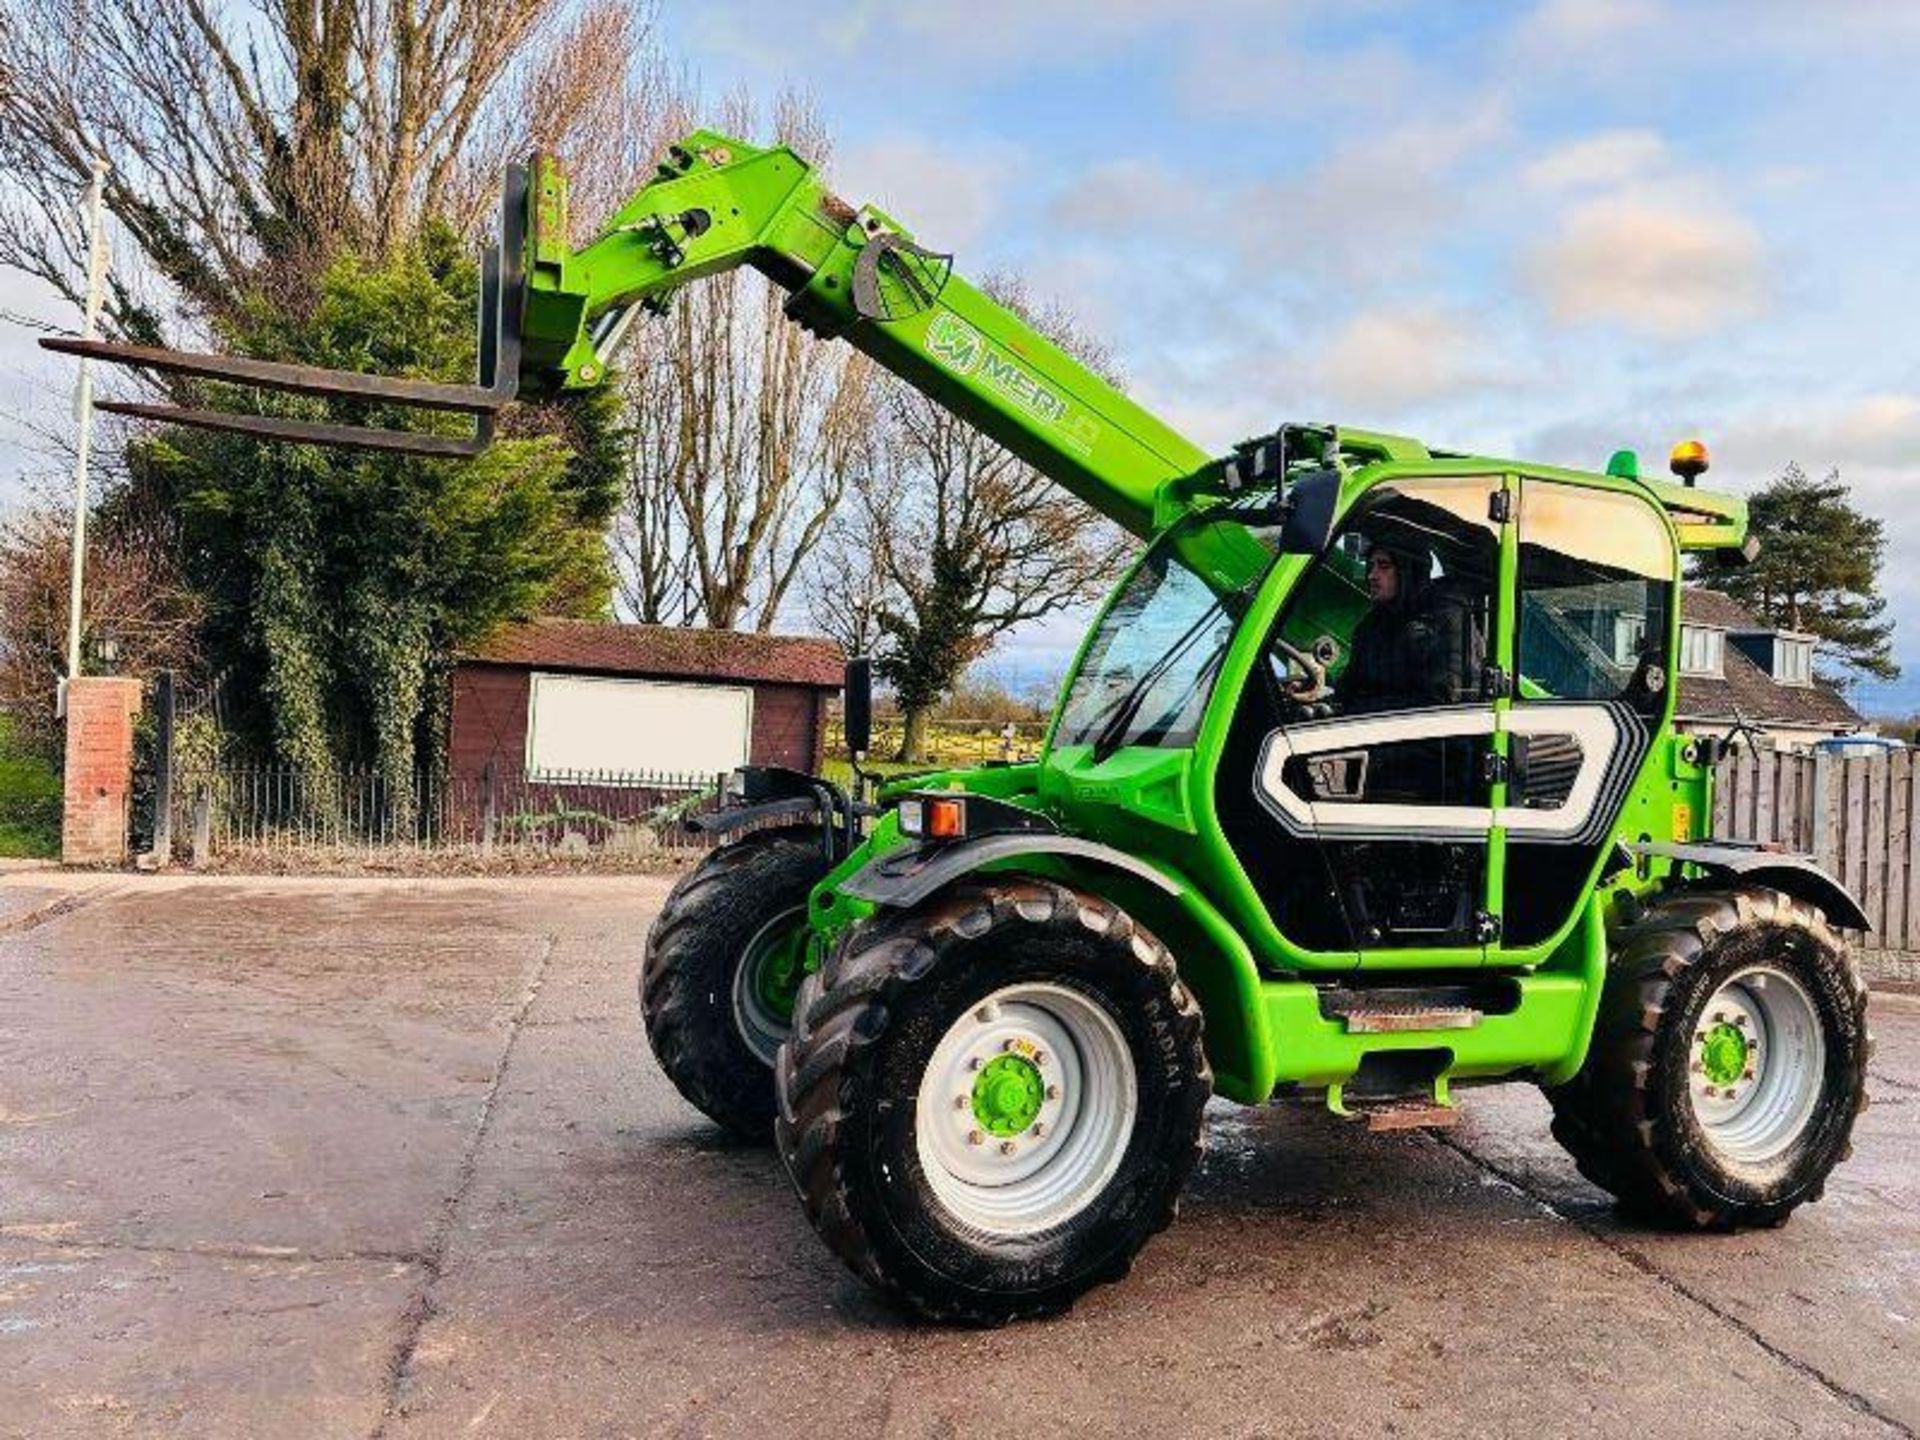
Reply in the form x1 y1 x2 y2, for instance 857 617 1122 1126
449 619 844 783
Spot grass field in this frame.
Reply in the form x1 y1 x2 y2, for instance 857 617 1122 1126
0 714 61 858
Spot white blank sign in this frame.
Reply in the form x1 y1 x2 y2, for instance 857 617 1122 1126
526 673 753 779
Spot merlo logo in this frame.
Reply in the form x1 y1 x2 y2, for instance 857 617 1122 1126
925 313 985 375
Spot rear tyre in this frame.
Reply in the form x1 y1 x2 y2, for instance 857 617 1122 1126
1547 887 1870 1229
642 827 829 1141
775 879 1211 1324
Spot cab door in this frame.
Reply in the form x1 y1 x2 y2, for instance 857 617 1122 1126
1239 473 1508 967
1495 479 1675 950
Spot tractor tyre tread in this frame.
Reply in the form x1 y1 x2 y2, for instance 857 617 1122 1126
642 825 829 1141
1547 885 1869 1231
775 878 1210 1325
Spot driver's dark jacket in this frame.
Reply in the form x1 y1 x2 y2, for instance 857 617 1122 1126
1344 594 1481 713
1341 582 1485 804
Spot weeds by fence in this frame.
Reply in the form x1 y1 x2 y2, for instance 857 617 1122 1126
168 762 726 869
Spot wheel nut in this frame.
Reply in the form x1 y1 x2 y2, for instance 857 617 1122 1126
1046 1084 1060 1101
967 1129 984 1147
1033 1050 1048 1067
1031 1122 1047 1138
999 1140 1017 1156
966 1056 983 1071
1735 1014 1750 1028
1743 1066 1756 1079
1703 1085 1718 1098
954 1095 969 1111
1690 1062 1704 1074
1003 1038 1019 1052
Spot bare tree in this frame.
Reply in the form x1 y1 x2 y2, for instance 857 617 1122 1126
805 500 893 662
612 94 877 632
0 0 662 331
846 281 1133 760
0 498 205 753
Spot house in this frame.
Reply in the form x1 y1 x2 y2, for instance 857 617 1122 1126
449 619 844 784
1673 589 1866 751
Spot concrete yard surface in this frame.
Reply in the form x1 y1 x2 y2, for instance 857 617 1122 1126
1 871 1915 1438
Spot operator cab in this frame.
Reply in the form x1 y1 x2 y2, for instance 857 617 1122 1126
1217 463 1676 969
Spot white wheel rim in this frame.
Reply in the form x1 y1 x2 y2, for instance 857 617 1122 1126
914 982 1138 1238
1688 964 1827 1165
730 907 804 1067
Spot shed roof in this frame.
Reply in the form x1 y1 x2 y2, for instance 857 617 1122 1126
463 619 845 688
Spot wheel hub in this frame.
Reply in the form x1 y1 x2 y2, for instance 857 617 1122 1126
1687 965 1825 1165
731 907 808 1065
914 985 1138 1237
972 1052 1046 1137
752 926 805 1021
1699 1021 1751 1087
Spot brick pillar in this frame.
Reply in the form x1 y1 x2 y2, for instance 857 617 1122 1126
62 676 143 865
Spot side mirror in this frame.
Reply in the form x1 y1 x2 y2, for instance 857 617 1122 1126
843 657 873 758
1281 467 1340 554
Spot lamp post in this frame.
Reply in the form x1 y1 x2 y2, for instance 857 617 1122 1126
59 154 110 718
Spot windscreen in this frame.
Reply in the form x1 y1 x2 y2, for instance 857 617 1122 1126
1054 509 1286 755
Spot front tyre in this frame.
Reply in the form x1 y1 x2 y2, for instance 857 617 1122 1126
775 880 1210 1324
642 827 829 1140
1548 887 1870 1229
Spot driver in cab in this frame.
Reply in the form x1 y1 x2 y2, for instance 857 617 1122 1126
1342 537 1482 715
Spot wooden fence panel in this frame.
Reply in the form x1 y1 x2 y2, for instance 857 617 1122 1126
1713 749 1738 837
1867 753 1890 937
1706 748 1920 954
1754 747 1777 845
1888 751 1910 949
1844 758 1868 911
1906 756 1920 952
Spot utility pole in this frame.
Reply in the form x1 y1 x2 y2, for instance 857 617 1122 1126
59 155 110 718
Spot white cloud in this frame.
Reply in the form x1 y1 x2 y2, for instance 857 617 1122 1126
1233 100 1511 285
1713 394 1920 475
1526 185 1764 337
1523 129 1669 191
833 135 1027 253
687 0 1277 88
1511 0 1667 59
1045 159 1200 237
1316 305 1494 413
1173 29 1418 121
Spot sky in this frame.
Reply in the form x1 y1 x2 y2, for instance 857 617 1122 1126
656 0 1920 709
5 0 1920 708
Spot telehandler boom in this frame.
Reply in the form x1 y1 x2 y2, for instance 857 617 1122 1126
48 132 1872 1325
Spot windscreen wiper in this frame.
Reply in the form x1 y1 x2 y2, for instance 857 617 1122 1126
1088 602 1230 763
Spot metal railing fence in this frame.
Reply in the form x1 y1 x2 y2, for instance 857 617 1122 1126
169 761 725 865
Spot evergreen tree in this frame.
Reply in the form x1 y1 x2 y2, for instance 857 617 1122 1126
1708 464 1898 686
129 223 621 790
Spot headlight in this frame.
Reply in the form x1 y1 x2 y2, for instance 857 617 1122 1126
897 795 966 840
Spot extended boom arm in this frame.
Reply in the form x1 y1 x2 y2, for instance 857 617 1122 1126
45 131 1210 539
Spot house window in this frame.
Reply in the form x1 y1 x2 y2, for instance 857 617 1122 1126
1614 613 1647 667
1678 625 1723 676
1777 638 1814 686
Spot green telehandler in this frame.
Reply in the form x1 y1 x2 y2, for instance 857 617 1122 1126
51 132 1873 1325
